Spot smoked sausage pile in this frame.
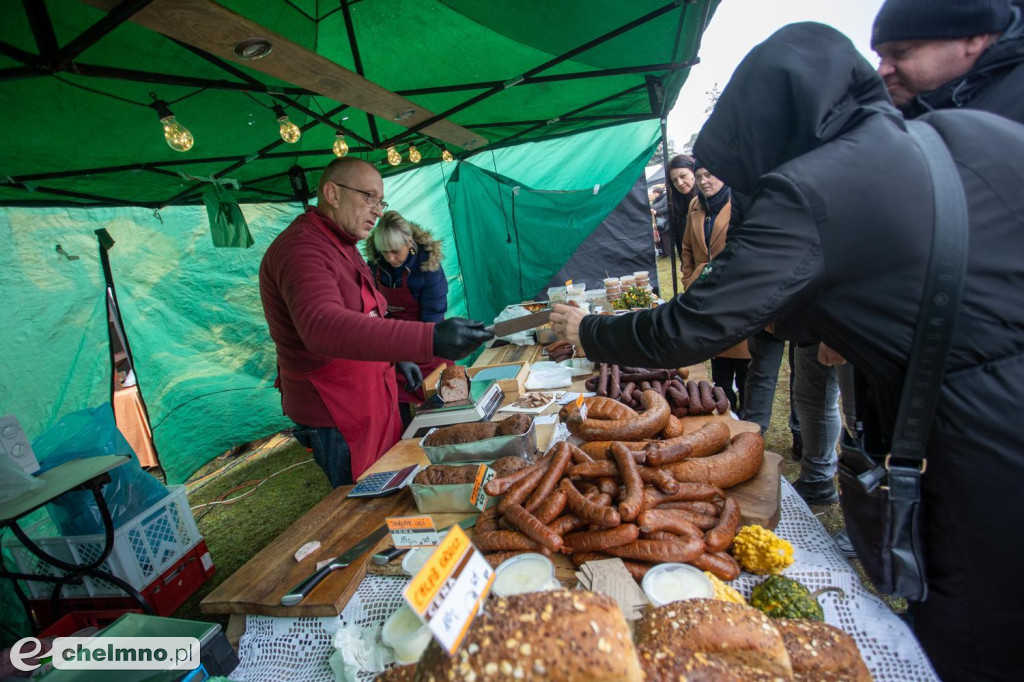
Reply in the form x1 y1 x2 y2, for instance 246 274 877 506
478 427 765 581
544 340 575 362
584 364 729 416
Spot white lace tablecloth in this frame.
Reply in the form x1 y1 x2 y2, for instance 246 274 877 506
229 479 938 681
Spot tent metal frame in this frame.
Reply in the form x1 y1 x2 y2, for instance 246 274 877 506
0 0 710 207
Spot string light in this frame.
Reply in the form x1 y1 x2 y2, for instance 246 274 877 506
408 145 422 163
332 131 349 157
441 147 454 163
272 104 301 143
149 96 194 152
386 146 402 166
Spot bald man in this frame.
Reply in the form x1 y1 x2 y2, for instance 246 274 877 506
260 158 491 486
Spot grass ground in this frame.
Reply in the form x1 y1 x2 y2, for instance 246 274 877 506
171 256 901 627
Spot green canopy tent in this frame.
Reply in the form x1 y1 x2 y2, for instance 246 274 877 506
0 0 718 484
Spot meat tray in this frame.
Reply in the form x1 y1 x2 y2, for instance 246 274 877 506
419 420 537 465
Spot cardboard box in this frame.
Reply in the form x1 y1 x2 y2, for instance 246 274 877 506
422 362 450 401
467 361 529 398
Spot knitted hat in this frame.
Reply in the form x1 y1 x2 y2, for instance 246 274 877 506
872 0 1011 48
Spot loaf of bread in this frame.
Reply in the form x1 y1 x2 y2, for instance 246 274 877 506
413 464 480 486
775 619 871 681
495 413 533 437
422 422 499 447
438 365 470 403
634 599 792 679
490 455 532 477
414 589 642 681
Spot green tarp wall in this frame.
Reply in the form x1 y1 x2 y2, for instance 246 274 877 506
0 120 658 484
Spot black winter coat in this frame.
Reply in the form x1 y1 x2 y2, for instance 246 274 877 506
903 1 1024 124
579 23 1024 680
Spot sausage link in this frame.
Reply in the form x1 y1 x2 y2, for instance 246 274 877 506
596 477 619 496
570 551 612 567
640 467 679 494
637 509 705 539
610 442 644 522
560 479 620 528
686 381 703 414
644 421 732 466
661 414 685 439
704 497 741 553
566 442 595 464
711 386 730 414
578 441 649 462
643 483 726 510
568 460 619 479
504 503 563 552
657 500 719 516
534 490 567 524
597 363 609 397
524 442 572 512
476 505 500 533
497 463 548 514
664 432 765 488
698 380 716 413
609 364 621 400
473 530 543 553
606 536 704 564
484 550 530 568
691 551 742 581
547 514 587 535
666 385 690 408
618 369 672 383
566 390 671 442
484 454 549 496
562 524 640 554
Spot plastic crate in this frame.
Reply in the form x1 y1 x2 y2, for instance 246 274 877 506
31 540 215 629
38 609 142 639
5 485 201 600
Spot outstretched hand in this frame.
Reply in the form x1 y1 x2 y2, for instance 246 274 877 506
549 302 585 350
433 318 494 360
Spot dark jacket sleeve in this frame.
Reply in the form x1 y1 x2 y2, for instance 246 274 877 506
417 265 449 323
580 176 824 367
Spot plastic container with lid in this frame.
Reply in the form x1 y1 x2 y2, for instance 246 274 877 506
382 604 432 664
492 553 560 597
641 563 715 606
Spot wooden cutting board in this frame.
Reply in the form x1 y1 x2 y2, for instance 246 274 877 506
200 485 415 617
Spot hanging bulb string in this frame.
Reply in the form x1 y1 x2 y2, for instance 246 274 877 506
54 75 151 108
242 91 277 110
166 84 211 105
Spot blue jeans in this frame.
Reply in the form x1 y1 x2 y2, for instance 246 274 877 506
791 346 856 484
292 424 354 488
741 333 798 435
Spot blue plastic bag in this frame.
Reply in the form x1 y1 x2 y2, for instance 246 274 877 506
32 403 168 536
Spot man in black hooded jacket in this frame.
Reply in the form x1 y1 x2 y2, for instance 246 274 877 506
873 0 1024 123
550 23 1024 680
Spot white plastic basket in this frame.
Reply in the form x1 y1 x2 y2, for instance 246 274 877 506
4 485 201 600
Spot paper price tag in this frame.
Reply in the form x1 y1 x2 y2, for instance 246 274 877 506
404 525 493 656
574 393 588 420
386 515 439 548
470 465 495 511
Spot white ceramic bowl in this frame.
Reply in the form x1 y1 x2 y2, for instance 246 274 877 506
492 553 559 597
641 563 714 606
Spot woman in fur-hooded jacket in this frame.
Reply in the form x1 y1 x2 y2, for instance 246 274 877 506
364 211 448 324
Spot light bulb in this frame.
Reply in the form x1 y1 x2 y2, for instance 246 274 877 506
160 115 194 152
408 145 422 163
278 115 301 143
441 148 454 163
332 132 349 157
386 146 402 166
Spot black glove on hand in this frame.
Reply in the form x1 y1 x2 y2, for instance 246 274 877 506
396 362 423 392
433 318 495 360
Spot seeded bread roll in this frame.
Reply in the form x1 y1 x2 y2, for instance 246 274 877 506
414 589 642 681
634 599 792 679
775 619 871 681
635 644 786 681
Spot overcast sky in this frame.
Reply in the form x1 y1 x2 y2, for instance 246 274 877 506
667 0 886 145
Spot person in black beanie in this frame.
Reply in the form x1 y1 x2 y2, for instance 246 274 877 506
873 0 1024 122
664 154 698 261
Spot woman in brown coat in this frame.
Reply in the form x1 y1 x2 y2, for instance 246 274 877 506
681 163 750 411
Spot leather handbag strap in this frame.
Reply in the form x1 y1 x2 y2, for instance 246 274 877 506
891 121 970 466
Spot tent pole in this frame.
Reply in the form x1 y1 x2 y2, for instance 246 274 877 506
659 115 678 297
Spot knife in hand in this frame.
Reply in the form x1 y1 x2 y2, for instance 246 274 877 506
281 525 390 606
371 514 478 565
484 310 552 337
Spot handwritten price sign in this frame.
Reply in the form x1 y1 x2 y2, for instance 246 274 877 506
386 515 439 548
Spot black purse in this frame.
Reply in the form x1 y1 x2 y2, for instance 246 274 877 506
837 120 968 601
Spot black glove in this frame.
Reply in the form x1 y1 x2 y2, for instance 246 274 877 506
396 362 423 392
433 318 494 360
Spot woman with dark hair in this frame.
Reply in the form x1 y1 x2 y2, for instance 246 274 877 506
665 154 698 260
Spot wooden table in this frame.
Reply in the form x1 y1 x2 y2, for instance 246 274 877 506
207 356 775 626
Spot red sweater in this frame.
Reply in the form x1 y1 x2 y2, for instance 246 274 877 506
259 208 435 426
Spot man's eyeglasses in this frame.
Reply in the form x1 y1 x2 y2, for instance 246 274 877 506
329 181 388 211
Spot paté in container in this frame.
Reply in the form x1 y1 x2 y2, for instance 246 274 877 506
419 418 537 465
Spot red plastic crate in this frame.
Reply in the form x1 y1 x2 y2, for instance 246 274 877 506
39 609 142 639
31 540 215 629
